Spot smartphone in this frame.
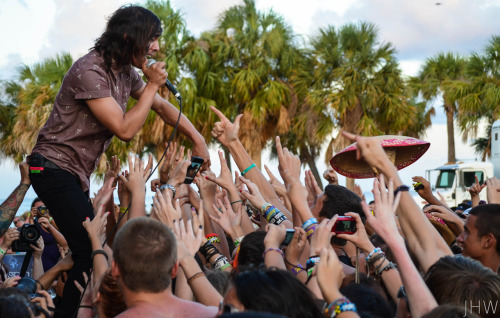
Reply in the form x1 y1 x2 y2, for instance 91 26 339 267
282 229 295 246
331 216 356 234
184 156 204 184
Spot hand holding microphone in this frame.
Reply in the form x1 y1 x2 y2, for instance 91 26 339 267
145 59 181 101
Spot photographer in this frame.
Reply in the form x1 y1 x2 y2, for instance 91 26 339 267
30 199 68 272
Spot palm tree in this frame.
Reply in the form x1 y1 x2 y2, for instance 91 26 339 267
447 36 500 160
412 52 466 163
0 53 73 162
305 23 418 188
206 0 299 168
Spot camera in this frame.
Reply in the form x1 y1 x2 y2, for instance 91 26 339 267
413 182 424 191
282 229 295 246
184 156 204 184
37 205 49 216
12 223 41 252
331 216 357 234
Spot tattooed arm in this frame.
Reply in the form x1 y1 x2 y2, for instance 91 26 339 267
0 163 30 236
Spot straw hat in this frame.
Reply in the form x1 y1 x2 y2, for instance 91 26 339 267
330 135 430 179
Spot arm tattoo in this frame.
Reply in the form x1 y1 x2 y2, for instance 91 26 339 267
0 183 30 237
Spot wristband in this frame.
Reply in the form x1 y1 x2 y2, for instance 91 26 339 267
160 184 176 198
119 206 128 214
0 248 5 255
324 297 357 318
262 248 284 259
306 256 320 270
91 249 108 261
241 163 256 176
49 217 54 223
305 223 317 239
366 247 382 261
290 265 305 276
394 185 410 196
233 236 245 247
160 179 168 185
230 200 243 205
302 218 318 230
205 233 221 244
368 252 386 266
187 271 205 284
261 203 273 213
220 263 232 271
212 255 230 270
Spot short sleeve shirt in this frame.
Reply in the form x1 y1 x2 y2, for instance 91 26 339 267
31 50 144 192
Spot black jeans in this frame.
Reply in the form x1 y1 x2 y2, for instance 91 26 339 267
29 157 93 318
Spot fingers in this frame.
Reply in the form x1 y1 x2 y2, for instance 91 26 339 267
275 136 284 159
210 105 228 122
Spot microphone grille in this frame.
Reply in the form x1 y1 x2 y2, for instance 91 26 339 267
146 59 156 68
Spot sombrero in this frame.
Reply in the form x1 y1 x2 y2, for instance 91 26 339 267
330 135 430 179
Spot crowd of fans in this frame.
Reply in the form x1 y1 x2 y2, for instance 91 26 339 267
0 106 500 318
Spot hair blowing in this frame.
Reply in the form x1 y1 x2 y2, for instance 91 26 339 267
91 5 162 71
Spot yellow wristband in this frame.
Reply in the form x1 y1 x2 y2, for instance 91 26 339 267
120 206 128 214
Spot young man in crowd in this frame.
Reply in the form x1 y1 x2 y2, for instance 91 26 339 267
457 204 500 272
112 217 217 318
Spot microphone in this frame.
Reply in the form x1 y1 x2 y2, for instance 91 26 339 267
146 59 181 101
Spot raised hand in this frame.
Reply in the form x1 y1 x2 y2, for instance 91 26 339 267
239 176 266 211
1 227 20 250
31 236 45 258
341 131 391 172
205 151 236 192
92 176 115 215
209 197 242 238
335 212 374 253
83 205 109 244
119 154 148 193
317 248 345 303
103 155 120 188
173 217 203 261
412 176 433 198
210 106 243 147
275 136 301 186
363 176 403 244
467 175 485 197
305 170 322 203
151 188 182 228
323 168 338 185
284 227 307 266
310 217 337 255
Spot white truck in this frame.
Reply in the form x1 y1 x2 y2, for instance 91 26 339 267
424 120 500 208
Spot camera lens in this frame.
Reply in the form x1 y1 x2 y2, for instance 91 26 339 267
24 227 40 243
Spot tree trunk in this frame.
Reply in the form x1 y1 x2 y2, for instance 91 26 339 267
346 177 355 191
445 104 456 163
223 147 232 173
307 156 324 191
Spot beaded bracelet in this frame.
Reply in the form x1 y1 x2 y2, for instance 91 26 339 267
302 217 318 230
375 261 397 277
91 249 108 261
241 163 256 176
324 297 357 318
262 247 284 259
366 247 381 261
306 255 320 270
205 233 221 244
187 271 205 284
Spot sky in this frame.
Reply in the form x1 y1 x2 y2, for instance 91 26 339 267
0 0 499 212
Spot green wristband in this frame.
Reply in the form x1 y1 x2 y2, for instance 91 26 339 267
241 163 256 176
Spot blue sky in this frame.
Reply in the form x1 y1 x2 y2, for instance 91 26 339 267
1 0 499 212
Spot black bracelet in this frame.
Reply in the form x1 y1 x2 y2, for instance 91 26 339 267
79 305 93 309
35 279 44 291
394 185 410 196
91 249 108 261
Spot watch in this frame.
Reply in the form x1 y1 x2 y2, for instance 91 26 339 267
160 184 176 198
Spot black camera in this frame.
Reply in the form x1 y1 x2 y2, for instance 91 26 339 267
12 223 41 252
37 205 49 216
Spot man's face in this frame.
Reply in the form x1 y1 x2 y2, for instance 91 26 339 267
457 215 486 259
311 192 326 219
132 38 160 68
13 217 23 227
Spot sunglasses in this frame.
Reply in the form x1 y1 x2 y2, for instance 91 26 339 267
13 219 20 224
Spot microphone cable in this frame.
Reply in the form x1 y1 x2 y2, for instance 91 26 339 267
72 92 182 318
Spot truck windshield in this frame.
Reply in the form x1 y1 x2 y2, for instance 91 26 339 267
436 170 455 188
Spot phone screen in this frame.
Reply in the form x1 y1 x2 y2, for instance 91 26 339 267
332 217 356 234
282 229 295 246
184 156 204 184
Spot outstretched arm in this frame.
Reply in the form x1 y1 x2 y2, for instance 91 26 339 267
0 163 30 237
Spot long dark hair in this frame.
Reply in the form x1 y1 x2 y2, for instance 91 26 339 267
230 268 322 318
92 5 162 71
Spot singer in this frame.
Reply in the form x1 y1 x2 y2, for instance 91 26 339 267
26 5 210 317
